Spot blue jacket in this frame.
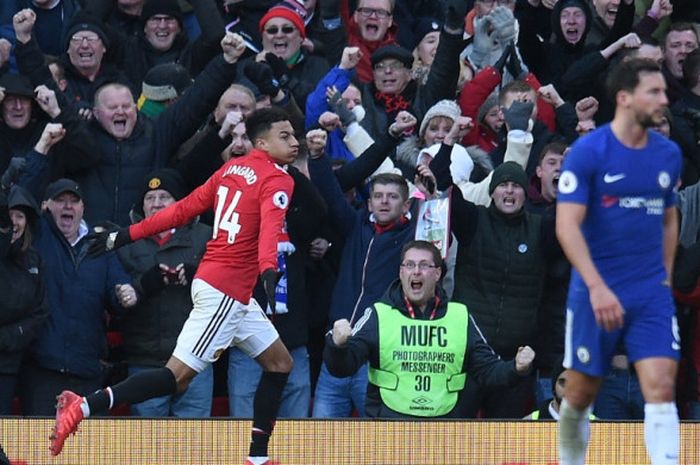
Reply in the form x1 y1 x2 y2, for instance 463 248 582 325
304 66 355 162
31 212 131 379
309 154 417 325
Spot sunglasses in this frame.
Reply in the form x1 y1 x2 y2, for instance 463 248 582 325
265 25 296 35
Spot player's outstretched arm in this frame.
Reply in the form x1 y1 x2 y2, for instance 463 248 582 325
556 202 625 331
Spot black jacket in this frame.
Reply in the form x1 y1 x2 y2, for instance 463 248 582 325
102 0 225 87
0 189 48 375
358 29 465 142
450 191 554 360
0 88 98 183
15 36 136 106
117 221 211 367
324 280 523 418
72 55 239 226
250 166 329 349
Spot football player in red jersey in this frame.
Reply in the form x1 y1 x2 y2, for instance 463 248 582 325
50 72 299 465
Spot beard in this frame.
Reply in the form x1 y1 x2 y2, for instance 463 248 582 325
637 108 665 129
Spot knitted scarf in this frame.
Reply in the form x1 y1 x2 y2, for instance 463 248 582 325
373 81 417 119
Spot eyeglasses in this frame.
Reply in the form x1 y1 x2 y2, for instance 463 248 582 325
265 25 297 35
373 61 405 72
401 261 439 271
148 15 178 24
70 35 101 44
356 7 391 19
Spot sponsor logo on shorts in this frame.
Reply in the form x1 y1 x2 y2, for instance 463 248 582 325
576 347 590 364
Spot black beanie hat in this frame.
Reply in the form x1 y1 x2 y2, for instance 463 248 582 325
142 63 192 101
141 0 184 27
489 161 528 196
143 168 187 201
411 17 442 51
62 11 110 51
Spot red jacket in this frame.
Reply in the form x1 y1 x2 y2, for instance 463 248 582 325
458 67 558 153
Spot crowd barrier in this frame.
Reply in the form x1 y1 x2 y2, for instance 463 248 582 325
1 418 698 465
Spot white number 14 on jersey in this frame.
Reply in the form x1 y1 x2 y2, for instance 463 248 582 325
213 185 242 244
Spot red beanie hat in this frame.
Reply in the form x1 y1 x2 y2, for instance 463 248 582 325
259 1 307 39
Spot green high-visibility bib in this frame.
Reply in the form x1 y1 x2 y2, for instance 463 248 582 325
368 302 468 417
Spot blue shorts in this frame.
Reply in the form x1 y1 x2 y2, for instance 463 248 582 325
563 291 680 377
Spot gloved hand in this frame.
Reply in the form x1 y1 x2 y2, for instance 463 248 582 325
244 61 281 99
444 0 469 31
140 264 167 296
327 91 356 127
470 15 494 69
503 101 534 131
261 268 282 312
490 6 517 44
264 52 290 85
86 222 132 257
1 157 27 189
494 42 513 75
506 45 526 79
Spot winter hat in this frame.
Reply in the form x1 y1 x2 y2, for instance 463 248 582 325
141 0 184 27
0 73 34 98
371 45 414 69
62 11 110 51
552 0 591 47
411 17 442 51
419 99 461 138
488 161 528 196
259 0 307 39
142 63 192 101
478 92 500 124
8 185 40 235
142 168 187 201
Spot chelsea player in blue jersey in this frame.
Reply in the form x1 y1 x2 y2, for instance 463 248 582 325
555 59 682 465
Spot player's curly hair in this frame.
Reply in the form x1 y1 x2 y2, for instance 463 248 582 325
245 106 291 142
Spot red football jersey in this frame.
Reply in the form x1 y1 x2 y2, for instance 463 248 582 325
129 149 293 303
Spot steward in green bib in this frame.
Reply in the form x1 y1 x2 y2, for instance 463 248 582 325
324 240 536 418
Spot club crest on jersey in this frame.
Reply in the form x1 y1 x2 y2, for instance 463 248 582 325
223 164 257 185
576 346 590 364
273 191 289 209
658 171 670 189
558 171 577 194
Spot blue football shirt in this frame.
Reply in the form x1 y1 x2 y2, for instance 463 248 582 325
557 124 681 301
